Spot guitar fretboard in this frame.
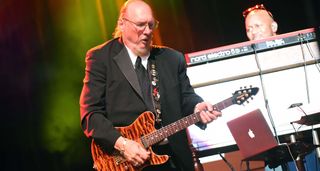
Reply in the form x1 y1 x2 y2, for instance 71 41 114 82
141 97 234 147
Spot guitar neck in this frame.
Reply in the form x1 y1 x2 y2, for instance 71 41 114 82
141 97 234 147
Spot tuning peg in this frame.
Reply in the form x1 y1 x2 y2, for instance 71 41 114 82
240 86 243 89
244 86 247 89
251 97 254 100
246 101 249 103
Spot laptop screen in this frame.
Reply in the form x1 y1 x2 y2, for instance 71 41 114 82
227 109 278 160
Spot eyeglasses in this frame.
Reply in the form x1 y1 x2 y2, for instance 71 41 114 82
242 4 273 19
122 17 159 31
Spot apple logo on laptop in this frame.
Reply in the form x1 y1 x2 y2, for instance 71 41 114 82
248 129 255 138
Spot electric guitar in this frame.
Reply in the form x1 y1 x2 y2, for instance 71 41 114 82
91 86 259 171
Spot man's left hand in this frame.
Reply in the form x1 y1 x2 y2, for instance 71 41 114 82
194 101 222 124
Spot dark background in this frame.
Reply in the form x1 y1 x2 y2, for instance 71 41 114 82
1 0 319 170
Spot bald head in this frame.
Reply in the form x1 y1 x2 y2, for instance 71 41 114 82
124 0 154 24
114 0 157 56
113 0 154 38
245 10 278 40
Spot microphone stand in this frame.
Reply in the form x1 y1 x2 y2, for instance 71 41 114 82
290 102 320 170
294 103 320 160
252 44 280 144
289 103 307 171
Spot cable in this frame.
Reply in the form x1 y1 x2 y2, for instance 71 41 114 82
288 103 307 132
282 143 299 171
298 33 311 104
304 37 320 73
219 153 235 171
252 44 280 144
290 122 298 135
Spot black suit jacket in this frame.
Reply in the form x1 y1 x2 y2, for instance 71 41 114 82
80 38 203 170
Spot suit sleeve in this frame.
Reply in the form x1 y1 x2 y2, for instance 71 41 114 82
79 49 121 153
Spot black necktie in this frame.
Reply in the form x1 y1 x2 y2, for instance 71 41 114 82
135 57 153 111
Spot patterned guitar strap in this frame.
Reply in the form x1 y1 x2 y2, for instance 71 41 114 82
149 57 170 145
148 57 162 127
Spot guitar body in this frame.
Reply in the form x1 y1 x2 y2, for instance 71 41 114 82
91 111 169 171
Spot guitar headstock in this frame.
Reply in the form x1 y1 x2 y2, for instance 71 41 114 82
232 86 259 105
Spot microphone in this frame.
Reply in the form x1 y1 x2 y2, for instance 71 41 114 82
288 103 307 117
288 103 303 109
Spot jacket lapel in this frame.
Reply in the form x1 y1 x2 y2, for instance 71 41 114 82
113 47 144 99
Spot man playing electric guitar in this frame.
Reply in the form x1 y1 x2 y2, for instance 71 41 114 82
80 0 222 170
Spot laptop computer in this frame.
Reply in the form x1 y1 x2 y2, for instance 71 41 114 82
227 109 278 161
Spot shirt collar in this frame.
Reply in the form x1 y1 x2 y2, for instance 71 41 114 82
125 45 150 69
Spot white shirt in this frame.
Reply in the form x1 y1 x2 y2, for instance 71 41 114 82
125 46 149 69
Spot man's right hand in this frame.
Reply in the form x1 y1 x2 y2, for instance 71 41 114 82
114 136 150 167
